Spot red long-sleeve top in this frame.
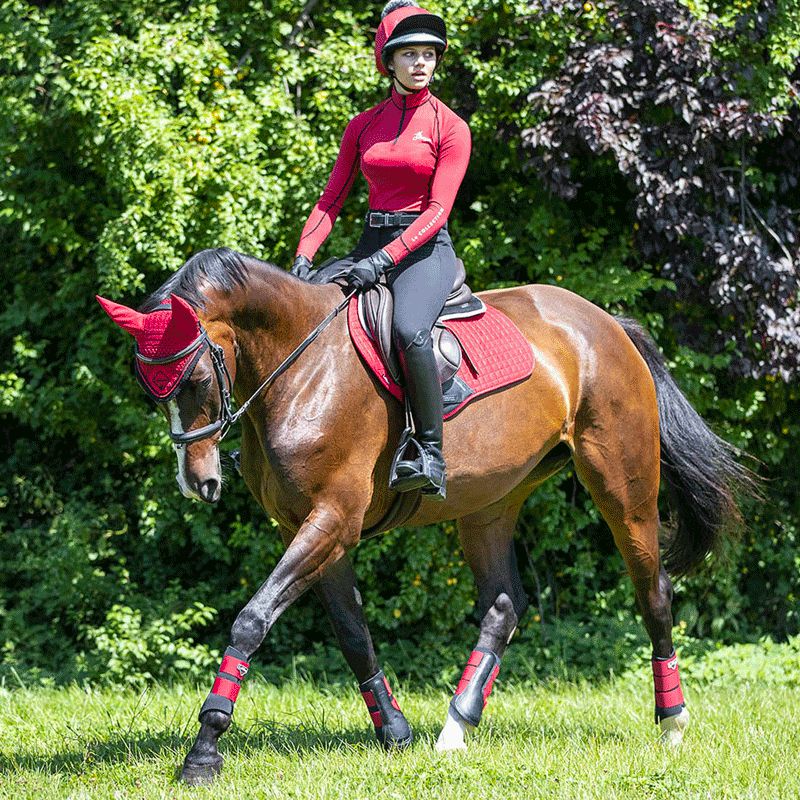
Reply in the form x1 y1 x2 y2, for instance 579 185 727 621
296 87 471 265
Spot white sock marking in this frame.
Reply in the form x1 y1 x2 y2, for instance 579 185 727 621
659 707 690 748
435 707 471 752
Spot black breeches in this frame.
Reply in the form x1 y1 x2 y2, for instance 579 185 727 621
347 216 460 346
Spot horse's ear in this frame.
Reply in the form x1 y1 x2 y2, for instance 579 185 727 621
96 295 146 336
164 294 199 342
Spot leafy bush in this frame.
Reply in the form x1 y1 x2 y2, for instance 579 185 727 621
523 0 800 378
78 601 219 684
0 0 797 687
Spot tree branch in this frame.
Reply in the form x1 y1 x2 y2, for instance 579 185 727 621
745 198 795 264
740 139 747 225
285 0 322 47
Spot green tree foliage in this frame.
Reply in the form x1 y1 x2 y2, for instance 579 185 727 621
0 0 797 685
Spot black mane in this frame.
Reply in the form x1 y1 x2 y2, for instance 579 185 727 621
139 247 275 312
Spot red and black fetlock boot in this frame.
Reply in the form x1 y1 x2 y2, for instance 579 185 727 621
359 670 413 749
652 650 685 723
181 646 251 785
450 649 501 727
652 649 690 745
199 646 250 719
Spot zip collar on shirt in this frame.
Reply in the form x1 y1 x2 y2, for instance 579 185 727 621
390 86 432 110
391 87 432 144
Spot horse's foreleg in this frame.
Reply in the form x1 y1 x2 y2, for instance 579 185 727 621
180 505 358 785
312 553 412 749
436 503 529 752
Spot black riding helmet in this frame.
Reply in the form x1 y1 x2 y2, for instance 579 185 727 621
375 1 448 78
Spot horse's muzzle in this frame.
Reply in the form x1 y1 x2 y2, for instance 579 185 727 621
196 477 221 504
176 474 221 504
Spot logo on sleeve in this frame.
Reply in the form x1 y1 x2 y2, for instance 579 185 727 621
412 131 433 144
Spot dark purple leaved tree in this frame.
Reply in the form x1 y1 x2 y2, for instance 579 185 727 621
523 0 799 378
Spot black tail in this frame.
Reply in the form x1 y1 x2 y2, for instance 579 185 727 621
617 317 758 577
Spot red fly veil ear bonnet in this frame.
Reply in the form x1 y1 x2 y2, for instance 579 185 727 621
375 0 448 76
96 293 206 401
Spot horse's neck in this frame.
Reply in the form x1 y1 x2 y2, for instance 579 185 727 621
213 264 333 403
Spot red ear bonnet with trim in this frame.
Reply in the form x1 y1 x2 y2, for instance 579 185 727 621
96 295 146 336
96 293 203 400
161 295 200 356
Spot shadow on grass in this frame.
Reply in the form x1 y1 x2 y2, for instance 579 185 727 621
0 710 633 777
0 615 730 779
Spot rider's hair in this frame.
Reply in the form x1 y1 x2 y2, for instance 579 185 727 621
382 0 419 18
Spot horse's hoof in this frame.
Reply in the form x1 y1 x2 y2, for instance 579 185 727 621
377 721 413 751
180 755 223 786
435 736 467 753
434 708 472 753
380 732 413 751
659 707 690 748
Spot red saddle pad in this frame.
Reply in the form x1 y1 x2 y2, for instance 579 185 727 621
347 297 534 420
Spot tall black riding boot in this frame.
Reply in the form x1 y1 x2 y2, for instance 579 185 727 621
391 329 447 499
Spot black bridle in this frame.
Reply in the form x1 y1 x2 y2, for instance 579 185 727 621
136 330 235 446
136 290 356 447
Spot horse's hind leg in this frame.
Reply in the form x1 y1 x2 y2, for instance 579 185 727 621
436 500 529 752
311 552 412 749
573 413 690 745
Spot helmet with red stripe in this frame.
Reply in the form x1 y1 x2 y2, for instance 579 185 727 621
375 1 448 77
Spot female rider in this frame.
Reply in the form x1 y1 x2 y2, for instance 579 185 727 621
291 0 471 500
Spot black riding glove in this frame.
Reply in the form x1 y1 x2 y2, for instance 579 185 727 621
290 254 313 280
346 249 393 292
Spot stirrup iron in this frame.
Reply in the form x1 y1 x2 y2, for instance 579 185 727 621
389 417 446 499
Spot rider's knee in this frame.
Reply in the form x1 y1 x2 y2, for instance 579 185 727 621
393 324 431 351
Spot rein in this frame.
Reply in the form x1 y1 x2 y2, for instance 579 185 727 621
138 289 357 447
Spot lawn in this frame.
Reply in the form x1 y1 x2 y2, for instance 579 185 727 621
1 672 798 799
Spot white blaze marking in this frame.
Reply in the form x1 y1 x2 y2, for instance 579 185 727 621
168 401 192 497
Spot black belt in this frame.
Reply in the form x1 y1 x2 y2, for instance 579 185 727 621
367 211 420 228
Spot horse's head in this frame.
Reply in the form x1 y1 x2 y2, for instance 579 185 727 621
97 293 236 504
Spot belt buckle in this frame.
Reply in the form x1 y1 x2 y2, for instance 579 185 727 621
369 212 386 228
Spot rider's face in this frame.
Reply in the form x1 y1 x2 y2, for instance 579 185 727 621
390 45 438 93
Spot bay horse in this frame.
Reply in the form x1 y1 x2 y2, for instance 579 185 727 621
97 247 750 785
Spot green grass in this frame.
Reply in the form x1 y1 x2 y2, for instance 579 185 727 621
1 675 798 799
